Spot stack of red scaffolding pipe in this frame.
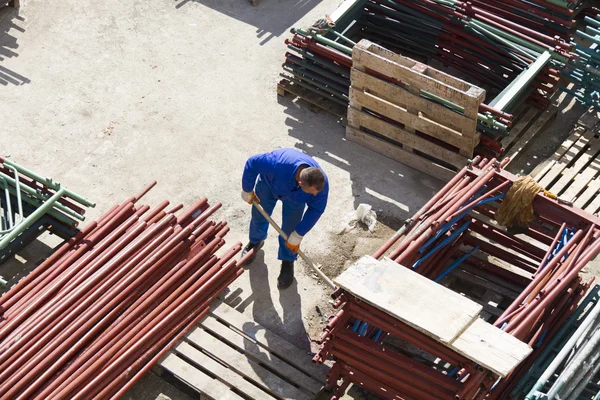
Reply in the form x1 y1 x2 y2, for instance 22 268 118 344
316 158 600 399
0 182 249 400
316 292 495 400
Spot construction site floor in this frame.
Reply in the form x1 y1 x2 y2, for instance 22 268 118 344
0 1 598 399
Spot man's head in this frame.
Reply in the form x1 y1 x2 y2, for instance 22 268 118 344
298 167 325 196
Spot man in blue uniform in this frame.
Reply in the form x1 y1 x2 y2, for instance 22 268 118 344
241 149 329 289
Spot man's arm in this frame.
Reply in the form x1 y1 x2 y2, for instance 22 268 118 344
242 153 272 192
295 185 328 236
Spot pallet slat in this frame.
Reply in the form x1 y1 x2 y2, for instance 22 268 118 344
188 328 313 400
347 107 469 168
346 126 457 181
160 300 327 400
161 353 245 400
200 315 323 394
209 300 327 381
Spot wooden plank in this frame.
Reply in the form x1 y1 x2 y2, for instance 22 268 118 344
538 129 595 189
505 106 558 165
200 316 322 394
172 341 278 400
160 353 244 400
501 107 540 151
347 107 469 168
334 256 483 344
549 134 600 195
584 193 600 215
346 126 457 181
353 40 484 117
574 179 600 209
188 328 313 400
452 319 532 377
350 69 476 140
358 40 482 96
534 126 586 182
562 155 600 202
349 83 475 152
209 300 327 380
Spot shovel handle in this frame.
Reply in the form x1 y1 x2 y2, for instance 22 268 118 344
251 200 336 289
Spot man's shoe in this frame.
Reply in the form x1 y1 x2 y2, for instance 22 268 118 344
241 241 264 265
278 261 294 289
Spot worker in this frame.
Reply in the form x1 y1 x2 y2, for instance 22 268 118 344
240 149 329 289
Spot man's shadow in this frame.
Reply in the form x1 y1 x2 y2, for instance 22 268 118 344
241 249 310 350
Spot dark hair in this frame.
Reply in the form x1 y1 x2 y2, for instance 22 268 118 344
300 167 325 191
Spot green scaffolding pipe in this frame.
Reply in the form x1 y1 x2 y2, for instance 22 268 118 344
3 185 78 227
466 21 541 61
293 28 353 55
0 187 66 250
0 170 85 221
420 91 507 130
1 158 95 208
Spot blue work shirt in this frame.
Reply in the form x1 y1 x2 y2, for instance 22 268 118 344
242 149 329 236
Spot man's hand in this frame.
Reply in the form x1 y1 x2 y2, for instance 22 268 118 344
241 190 259 204
285 231 303 254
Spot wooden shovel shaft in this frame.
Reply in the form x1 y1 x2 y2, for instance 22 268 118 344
252 200 336 289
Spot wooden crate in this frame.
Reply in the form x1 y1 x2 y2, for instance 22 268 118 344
346 40 485 181
534 126 600 214
157 299 327 400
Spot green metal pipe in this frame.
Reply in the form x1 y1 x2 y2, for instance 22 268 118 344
419 91 507 130
0 177 13 230
0 158 95 207
293 28 353 55
3 185 77 227
0 170 85 221
467 21 540 61
0 187 66 250
470 18 568 63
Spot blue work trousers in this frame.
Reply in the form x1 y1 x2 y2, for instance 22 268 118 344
249 176 305 261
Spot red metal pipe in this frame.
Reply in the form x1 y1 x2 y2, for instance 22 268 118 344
506 236 600 335
494 229 584 327
0 202 136 314
0 221 97 310
0 224 179 393
0 203 139 338
68 254 242 399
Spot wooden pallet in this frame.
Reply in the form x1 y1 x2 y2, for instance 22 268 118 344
157 299 327 400
346 40 485 181
534 126 600 214
277 79 347 124
501 105 558 165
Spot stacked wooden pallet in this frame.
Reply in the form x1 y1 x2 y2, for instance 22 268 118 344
534 114 600 214
157 299 327 400
346 40 485 181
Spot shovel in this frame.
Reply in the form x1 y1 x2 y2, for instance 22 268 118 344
251 199 336 290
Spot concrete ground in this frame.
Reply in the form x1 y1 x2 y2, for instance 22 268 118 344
1 1 598 399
